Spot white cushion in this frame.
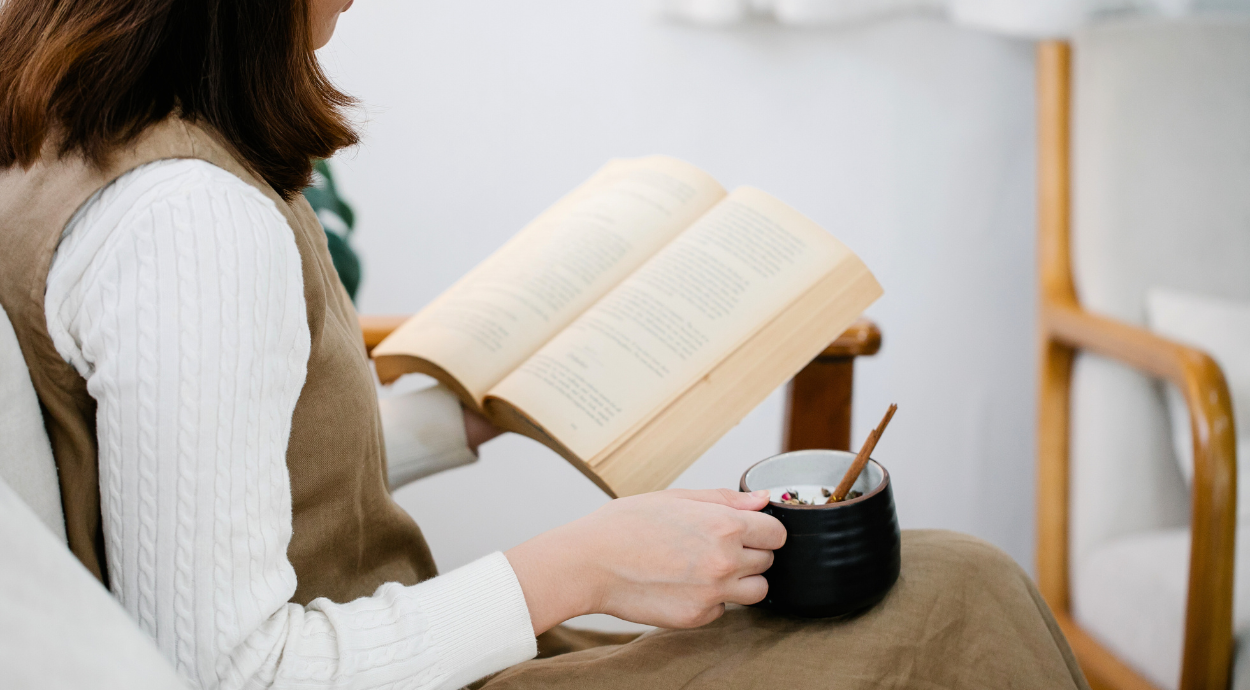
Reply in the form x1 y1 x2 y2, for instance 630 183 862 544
0 475 184 689
1146 288 1250 518
0 302 65 542
1074 527 1250 690
1070 354 1190 572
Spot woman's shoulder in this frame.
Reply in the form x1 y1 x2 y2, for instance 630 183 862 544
57 158 292 264
47 157 308 376
50 157 300 311
101 158 284 218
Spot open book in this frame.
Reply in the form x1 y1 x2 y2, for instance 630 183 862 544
373 157 882 497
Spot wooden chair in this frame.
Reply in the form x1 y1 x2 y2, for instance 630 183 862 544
1035 28 1242 690
361 315 881 453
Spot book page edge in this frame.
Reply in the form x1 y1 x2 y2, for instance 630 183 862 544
483 396 621 498
373 353 485 413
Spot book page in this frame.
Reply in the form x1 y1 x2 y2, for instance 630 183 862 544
371 156 726 401
486 187 854 460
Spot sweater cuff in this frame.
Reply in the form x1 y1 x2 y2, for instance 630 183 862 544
412 552 537 690
379 384 479 490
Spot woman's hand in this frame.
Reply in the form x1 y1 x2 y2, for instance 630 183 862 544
505 488 785 634
462 406 504 454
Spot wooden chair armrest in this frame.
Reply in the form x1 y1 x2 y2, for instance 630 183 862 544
361 315 882 360
817 319 881 359
363 312 880 456
1043 303 1236 688
360 315 408 355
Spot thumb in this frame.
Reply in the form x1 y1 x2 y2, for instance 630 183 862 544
678 488 771 511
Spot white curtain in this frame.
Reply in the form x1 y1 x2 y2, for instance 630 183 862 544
652 0 1249 36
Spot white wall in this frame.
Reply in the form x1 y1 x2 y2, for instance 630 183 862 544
321 1 1038 623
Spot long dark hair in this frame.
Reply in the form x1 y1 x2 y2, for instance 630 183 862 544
0 0 357 200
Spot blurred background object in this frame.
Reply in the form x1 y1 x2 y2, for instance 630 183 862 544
652 0 1246 35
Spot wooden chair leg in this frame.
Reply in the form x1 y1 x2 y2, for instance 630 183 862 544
783 319 881 452
784 357 855 452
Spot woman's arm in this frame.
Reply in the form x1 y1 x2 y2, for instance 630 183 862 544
377 384 481 489
506 488 782 634
462 406 505 453
47 158 786 689
46 159 536 690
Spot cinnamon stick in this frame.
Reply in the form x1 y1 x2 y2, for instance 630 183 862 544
829 404 897 502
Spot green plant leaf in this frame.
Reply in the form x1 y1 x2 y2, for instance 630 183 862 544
304 159 362 301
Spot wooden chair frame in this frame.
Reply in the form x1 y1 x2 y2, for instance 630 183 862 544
1035 41 1237 690
360 315 881 454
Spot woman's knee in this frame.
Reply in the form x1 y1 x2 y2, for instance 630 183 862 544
901 529 1028 585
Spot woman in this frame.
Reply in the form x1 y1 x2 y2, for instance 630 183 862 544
0 1 1088 689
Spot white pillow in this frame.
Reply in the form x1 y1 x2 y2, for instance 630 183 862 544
0 477 186 689
0 303 65 542
1146 288 1250 519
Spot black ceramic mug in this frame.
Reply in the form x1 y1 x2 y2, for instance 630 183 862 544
739 449 901 618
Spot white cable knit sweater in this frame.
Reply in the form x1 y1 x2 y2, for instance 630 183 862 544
44 159 537 690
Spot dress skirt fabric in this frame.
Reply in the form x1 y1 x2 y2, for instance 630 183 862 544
482 530 1089 690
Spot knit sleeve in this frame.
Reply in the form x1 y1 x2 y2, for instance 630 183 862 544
45 159 536 690
379 383 479 490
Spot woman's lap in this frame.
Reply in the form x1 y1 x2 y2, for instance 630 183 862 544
480 530 1089 690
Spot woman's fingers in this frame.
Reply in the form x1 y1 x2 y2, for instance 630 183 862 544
668 488 786 549
723 574 770 606
736 546 774 576
692 603 727 628
565 488 788 629
737 510 786 550
675 487 770 511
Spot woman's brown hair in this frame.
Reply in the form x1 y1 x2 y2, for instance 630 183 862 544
0 0 357 200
